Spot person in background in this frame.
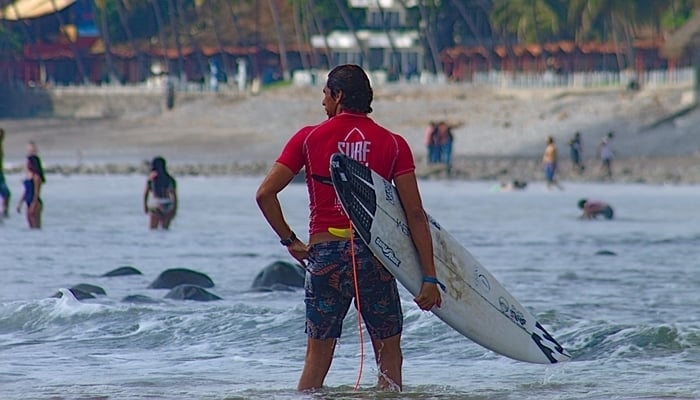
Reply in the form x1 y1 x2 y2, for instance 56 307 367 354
436 121 454 175
143 156 177 229
256 64 442 392
16 154 45 228
542 136 563 190
424 121 439 164
598 131 614 179
26 140 38 156
578 198 614 219
0 128 11 217
569 131 584 173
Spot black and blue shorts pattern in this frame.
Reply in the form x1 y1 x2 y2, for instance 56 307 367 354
304 239 403 340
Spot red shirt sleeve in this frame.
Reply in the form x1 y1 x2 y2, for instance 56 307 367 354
392 134 416 178
276 126 313 174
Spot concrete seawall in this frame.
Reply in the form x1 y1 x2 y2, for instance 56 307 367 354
0 85 237 118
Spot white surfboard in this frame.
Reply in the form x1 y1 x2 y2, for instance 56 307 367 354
330 153 571 364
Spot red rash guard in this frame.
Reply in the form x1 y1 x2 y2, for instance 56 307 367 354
276 111 415 236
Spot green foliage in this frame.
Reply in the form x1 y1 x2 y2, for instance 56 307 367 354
490 0 698 44
4 0 699 58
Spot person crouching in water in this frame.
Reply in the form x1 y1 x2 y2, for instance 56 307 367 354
16 154 46 228
578 198 614 220
143 156 177 229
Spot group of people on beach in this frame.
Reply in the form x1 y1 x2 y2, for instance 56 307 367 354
0 127 177 230
0 128 46 228
425 120 454 173
541 129 617 188
539 131 616 218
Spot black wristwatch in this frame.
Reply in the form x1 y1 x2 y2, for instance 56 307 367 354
280 231 297 247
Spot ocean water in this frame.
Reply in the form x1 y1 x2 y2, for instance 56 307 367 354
1 173 699 400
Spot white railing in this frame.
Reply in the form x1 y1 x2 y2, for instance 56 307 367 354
12 66 696 93
471 67 695 89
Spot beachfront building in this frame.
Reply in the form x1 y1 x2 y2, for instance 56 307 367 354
441 39 681 82
310 0 423 82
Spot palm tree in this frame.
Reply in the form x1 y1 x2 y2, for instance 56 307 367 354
490 0 564 43
567 0 668 71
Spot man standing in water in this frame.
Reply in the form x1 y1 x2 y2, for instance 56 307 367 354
256 64 442 392
0 128 10 217
542 135 563 190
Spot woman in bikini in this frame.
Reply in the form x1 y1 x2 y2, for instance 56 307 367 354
16 154 46 229
143 156 177 229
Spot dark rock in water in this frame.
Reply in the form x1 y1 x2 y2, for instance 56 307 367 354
595 250 617 256
165 284 222 301
251 261 305 291
69 288 96 300
52 287 95 300
148 268 215 289
71 283 107 296
102 266 143 277
121 294 162 304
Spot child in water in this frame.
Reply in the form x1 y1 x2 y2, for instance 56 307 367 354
143 156 178 229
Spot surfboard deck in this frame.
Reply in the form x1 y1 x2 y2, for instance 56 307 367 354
330 153 571 364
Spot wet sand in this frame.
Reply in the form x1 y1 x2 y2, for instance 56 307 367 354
2 82 699 184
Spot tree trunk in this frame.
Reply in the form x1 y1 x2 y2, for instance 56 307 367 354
49 0 89 83
165 0 187 82
173 0 208 83
206 0 233 81
334 0 369 67
116 0 146 81
375 0 401 77
292 0 310 70
267 0 290 80
447 0 494 67
96 0 119 84
149 0 172 75
308 0 332 68
418 0 442 76
8 2 46 83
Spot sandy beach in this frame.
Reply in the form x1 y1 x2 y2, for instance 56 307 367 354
2 81 700 184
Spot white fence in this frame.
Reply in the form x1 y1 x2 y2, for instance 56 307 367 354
471 67 695 89
17 66 696 95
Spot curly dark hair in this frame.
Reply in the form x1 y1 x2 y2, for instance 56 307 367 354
326 64 373 114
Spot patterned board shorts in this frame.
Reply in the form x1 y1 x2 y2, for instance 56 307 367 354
304 239 403 340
